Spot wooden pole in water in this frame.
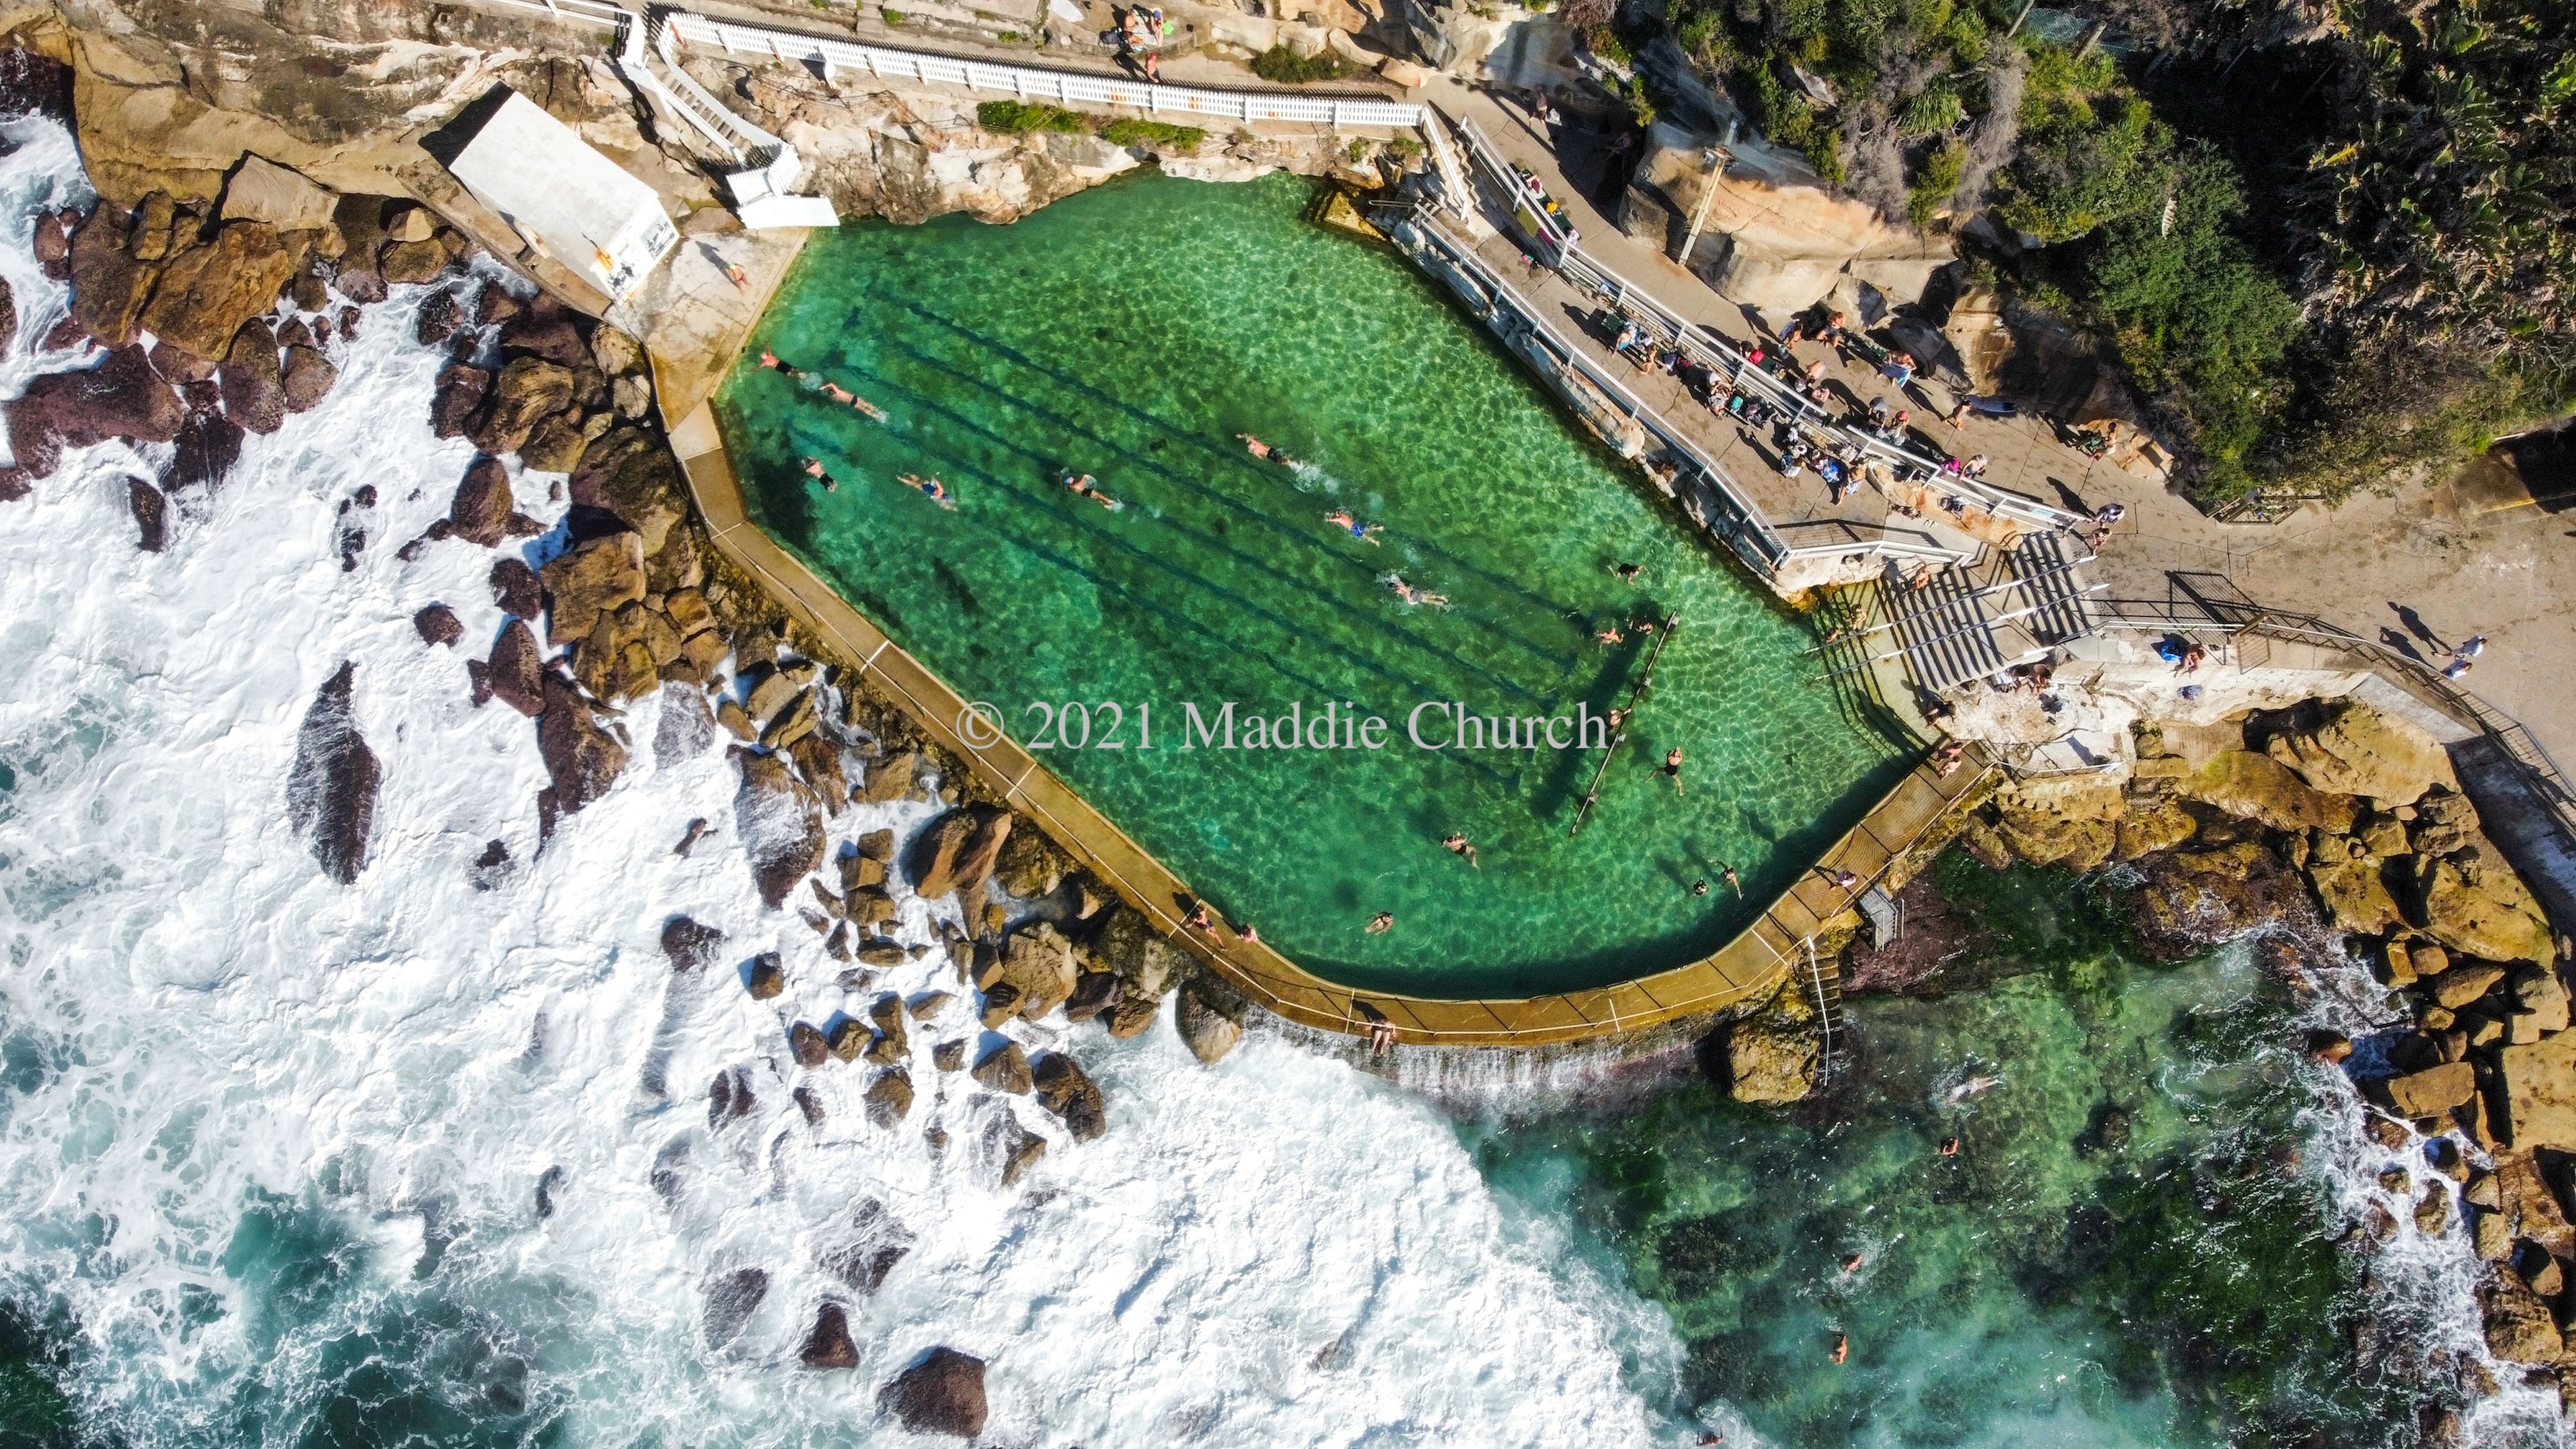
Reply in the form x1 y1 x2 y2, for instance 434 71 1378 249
1569 613 1678 837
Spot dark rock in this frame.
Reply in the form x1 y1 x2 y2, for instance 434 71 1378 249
286 662 380 884
708 1065 753 1123
500 310 588 368
484 620 545 718
127 478 166 551
468 839 512 891
217 321 285 436
429 364 490 439
661 917 724 972
280 345 336 413
865 1067 914 1127
336 306 361 341
274 316 313 351
468 356 573 457
165 407 243 493
415 288 464 346
675 816 713 857
537 671 628 819
519 413 589 473
67 203 161 347
746 952 785 999
820 1199 914 1294
0 466 29 503
448 456 514 547
932 1039 967 1072
1031 1052 1107 1141
31 207 72 280
0 44 72 121
11 343 185 477
971 1041 1032 1095
736 748 825 910
877 1347 988 1438
535 1164 565 1219
148 343 218 385
474 284 523 327
413 603 462 647
490 557 542 620
702 1267 769 1350
289 273 328 313
794 1084 825 1124
0 274 14 356
539 530 645 645
2125 841 2318 962
800 1302 861 1369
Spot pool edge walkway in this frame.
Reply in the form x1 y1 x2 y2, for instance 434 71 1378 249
671 399 1994 1048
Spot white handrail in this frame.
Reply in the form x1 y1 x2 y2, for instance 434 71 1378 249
660 11 1423 129
1418 108 1475 220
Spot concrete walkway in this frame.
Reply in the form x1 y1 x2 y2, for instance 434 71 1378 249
1422 77 2576 770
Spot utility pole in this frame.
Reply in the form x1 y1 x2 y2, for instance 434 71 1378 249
1677 135 1732 273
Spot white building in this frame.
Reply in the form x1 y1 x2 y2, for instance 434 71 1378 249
443 88 678 303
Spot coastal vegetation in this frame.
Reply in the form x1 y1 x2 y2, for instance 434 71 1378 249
1593 0 2576 502
1249 43 1354 82
975 99 1206 152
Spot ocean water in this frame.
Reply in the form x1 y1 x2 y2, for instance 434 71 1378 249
0 123 2557 1449
715 171 1911 997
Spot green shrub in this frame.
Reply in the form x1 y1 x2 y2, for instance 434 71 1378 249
1586 24 1632 65
1386 135 1423 163
1101 118 1206 150
977 100 1087 135
1249 45 1352 83
879 6 903 21
1906 138 1966 227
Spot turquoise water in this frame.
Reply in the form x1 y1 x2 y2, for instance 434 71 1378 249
716 171 1910 996
1475 856 2400 1448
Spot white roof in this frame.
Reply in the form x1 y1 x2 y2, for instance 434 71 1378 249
447 89 675 301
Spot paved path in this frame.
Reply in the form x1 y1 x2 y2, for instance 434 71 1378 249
1424 78 2576 768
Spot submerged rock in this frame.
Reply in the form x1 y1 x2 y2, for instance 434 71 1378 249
799 1302 860 1369
413 603 462 648
2125 841 2316 962
735 748 825 909
877 1347 988 1438
866 1068 914 1127
286 661 380 884
1031 1052 1107 1141
127 478 166 552
701 1267 769 1350
820 1199 916 1294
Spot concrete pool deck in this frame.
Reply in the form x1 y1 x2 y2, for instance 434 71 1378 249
671 398 1994 1044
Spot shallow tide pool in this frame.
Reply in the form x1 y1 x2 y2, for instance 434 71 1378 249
717 170 1910 996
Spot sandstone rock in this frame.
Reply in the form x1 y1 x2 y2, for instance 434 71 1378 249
908 809 977 899
932 1039 967 1072
2383 1062 2477 1118
519 413 588 473
2173 751 2358 834
431 364 489 438
2500 1034 2576 1150
799 1302 861 1369
141 221 298 361
2127 841 2318 962
413 603 462 648
861 750 917 803
447 457 514 547
2483 1276 2563 1362
1176 977 1244 1064
701 1267 769 1350
1064 971 1118 1023
790 1020 829 1068
661 916 724 972
490 557 542 621
978 982 1024 1028
1031 1052 1106 1141
787 733 849 814
866 995 909 1065
379 238 454 285
865 1067 914 1127
568 424 689 560
470 356 575 457
877 1347 987 1438
67 204 162 346
541 531 646 645
735 747 825 909
980 924 1078 1021
995 827 1070 898
1719 988 1818 1105
278 344 336 413
286 661 379 884
613 372 653 419
1993 810 2114 872
746 951 786 999
2416 1185 2453 1235
501 309 588 369
30 208 71 281
2477 1207 2512 1260
537 672 628 821
2308 856 2405 935
483 620 545 718
2431 963 2508 1010
2516 967 2572 1034
213 321 286 435
972 1041 1033 1093
592 325 643 376
2114 798 2197 861
2260 698 2457 805
2408 846 2555 965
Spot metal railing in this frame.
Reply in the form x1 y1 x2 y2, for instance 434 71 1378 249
662 11 1423 128
1443 114 2085 539
2094 585 2576 854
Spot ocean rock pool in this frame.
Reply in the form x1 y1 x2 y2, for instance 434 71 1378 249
715 170 1911 997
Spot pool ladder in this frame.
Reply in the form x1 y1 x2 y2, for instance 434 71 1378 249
1805 936 1846 1085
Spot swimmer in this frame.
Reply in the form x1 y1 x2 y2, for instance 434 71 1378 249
1325 510 1383 544
1236 922 1260 945
1633 616 1657 635
1830 1335 1849 1365
1840 1252 1864 1273
1442 833 1480 868
1386 575 1420 605
897 472 957 509
1598 624 1625 645
801 456 838 492
1365 912 1395 935
1611 561 1642 585
1721 864 1742 898
1943 1073 2002 1104
1691 879 1709 897
1938 1136 1960 1156
1065 474 1123 510
1606 707 1630 732
1416 590 1450 608
758 348 788 371
820 381 857 405
1663 746 1684 795
849 394 887 421
1238 433 1274 459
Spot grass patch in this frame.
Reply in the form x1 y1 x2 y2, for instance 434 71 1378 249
976 100 1088 135
879 5 903 21
1249 45 1351 84
1101 118 1206 151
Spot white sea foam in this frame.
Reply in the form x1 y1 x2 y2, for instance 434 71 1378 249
0 119 1679 1445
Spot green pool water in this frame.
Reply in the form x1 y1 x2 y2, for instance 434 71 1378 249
716 170 1911 997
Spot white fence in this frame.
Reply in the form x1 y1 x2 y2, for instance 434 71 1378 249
662 12 1424 129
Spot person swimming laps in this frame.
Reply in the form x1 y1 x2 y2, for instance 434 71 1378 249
761 347 887 421
1382 574 1450 608
1065 473 1123 511
801 456 837 492
896 472 956 509
1324 510 1383 545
